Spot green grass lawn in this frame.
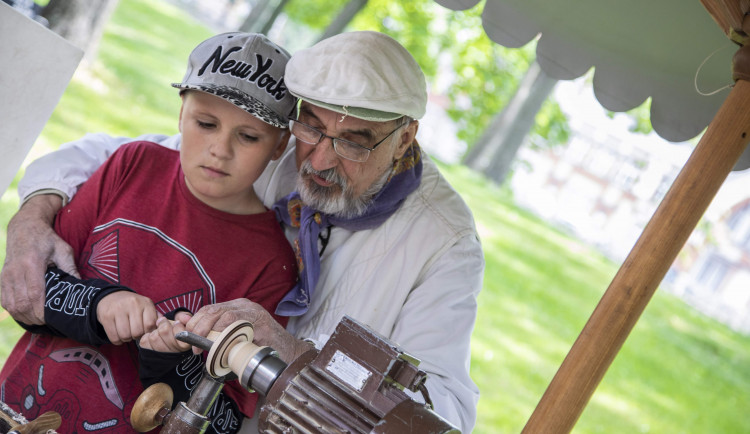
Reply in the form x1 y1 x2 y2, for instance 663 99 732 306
440 164 750 433
1 0 749 432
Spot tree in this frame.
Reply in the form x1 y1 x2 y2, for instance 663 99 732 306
608 99 653 134
239 0 272 33
463 59 561 183
321 1 566 158
317 0 368 43
436 6 568 182
284 0 441 85
41 0 120 64
260 0 292 34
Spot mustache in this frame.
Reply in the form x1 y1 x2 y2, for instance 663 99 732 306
300 160 347 189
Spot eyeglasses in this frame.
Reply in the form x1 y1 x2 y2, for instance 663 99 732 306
289 119 406 163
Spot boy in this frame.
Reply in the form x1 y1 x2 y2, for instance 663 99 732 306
0 32 298 433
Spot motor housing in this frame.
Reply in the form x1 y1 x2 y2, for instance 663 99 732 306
258 316 459 434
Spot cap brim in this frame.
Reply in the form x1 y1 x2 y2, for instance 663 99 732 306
173 83 289 128
298 97 404 122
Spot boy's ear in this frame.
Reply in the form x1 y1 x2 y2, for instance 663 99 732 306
271 130 291 161
178 94 186 133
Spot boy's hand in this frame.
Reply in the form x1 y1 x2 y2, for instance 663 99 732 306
97 291 159 345
139 317 192 353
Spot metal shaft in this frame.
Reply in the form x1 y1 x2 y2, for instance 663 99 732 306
176 331 214 352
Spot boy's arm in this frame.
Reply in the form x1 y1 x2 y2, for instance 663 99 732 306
138 314 193 384
20 267 141 346
96 290 160 345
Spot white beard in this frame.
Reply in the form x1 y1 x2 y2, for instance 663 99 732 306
296 159 391 218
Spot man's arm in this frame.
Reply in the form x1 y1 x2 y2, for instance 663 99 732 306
18 132 178 203
390 236 484 433
1 194 74 324
175 301 312 364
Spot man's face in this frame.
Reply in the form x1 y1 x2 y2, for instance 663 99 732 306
179 91 289 214
293 102 417 217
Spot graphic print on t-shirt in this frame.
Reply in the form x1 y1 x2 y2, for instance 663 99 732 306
84 218 216 312
1 333 138 432
153 288 204 316
87 230 121 282
0 218 221 431
49 347 122 409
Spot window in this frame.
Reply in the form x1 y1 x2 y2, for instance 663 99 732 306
696 255 729 292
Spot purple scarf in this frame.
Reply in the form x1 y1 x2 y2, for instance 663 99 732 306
273 142 423 316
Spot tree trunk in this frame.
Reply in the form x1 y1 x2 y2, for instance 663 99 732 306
238 0 271 33
259 0 291 35
464 59 558 184
41 0 119 64
316 0 368 43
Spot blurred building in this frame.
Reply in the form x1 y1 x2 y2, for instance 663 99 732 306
509 79 750 334
667 175 750 333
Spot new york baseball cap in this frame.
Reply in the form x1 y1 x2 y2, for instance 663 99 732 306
173 32 296 128
285 31 427 122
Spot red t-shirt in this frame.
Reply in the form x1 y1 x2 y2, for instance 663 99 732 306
0 142 297 432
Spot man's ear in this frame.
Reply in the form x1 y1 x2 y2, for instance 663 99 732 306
394 120 419 159
271 129 291 160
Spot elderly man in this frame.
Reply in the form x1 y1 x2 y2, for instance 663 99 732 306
1 31 484 431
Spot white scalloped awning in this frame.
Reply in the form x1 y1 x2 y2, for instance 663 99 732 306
434 0 750 169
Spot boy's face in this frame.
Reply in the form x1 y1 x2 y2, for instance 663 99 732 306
179 91 289 214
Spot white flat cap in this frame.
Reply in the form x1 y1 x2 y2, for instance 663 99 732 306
285 31 427 121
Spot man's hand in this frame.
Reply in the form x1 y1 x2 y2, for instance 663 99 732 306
179 299 313 364
1 194 76 325
139 316 192 353
97 291 159 345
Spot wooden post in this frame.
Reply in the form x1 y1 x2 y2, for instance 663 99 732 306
522 45 750 433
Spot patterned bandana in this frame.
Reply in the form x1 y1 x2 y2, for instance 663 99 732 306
273 141 423 316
